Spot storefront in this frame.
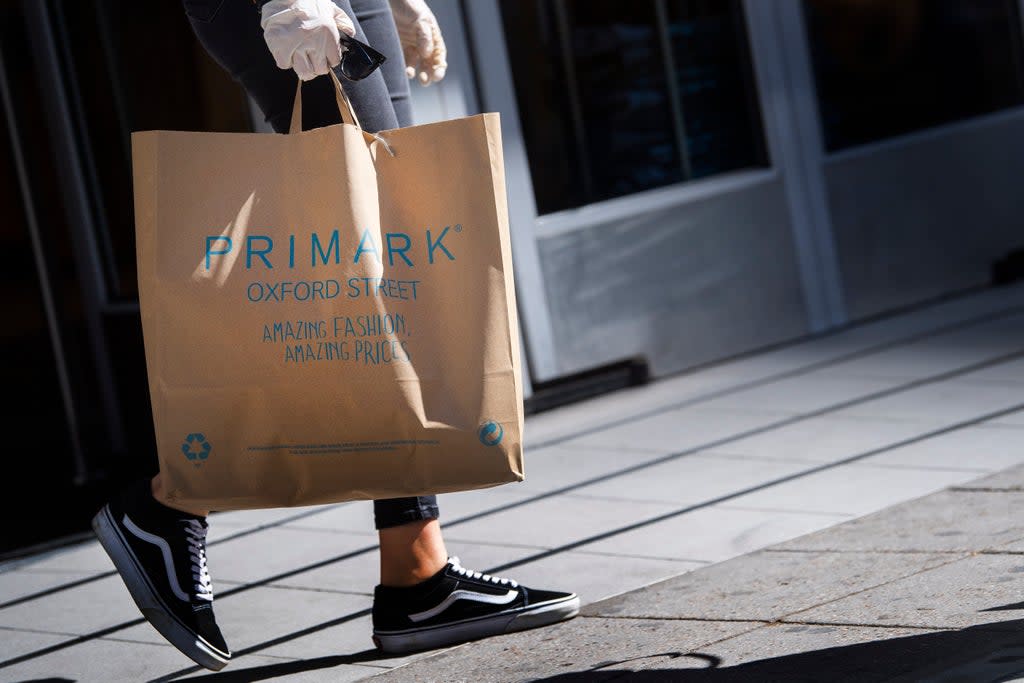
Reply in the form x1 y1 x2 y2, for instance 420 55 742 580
409 0 1024 391
3 0 1023 553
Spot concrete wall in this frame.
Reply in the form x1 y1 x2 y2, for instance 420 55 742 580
536 177 809 377
825 109 1024 321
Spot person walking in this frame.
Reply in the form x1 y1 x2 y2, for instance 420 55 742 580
91 0 578 671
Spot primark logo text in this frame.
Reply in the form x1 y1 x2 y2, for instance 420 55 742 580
204 226 460 270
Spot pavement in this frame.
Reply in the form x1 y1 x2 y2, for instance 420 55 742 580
375 464 1024 683
2 281 1024 682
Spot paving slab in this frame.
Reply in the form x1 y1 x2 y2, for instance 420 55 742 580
815 312 1024 381
986 538 1024 552
774 489 1024 553
584 549 956 622
509 444 664 496
859 425 1024 473
522 370 735 449
989 409 1024 427
0 574 142 637
953 462 1024 490
723 463 988 517
208 527 376 584
497 549 705 607
671 284 1024 391
0 637 288 682
787 552 1024 630
0 569 101 606
694 373 908 415
567 453 810 506
0 627 72 662
402 486 535 524
442 495 679 550
710 414 945 463
9 539 114 574
279 500 378 535
580 504 852 563
958 355 1024 384
209 503 334 530
368 617 761 683
563 407 793 454
265 552 386 597
836 378 1024 424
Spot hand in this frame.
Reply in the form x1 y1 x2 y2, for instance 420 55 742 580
260 0 357 81
388 0 447 85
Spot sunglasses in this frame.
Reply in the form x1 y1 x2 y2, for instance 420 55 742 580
334 34 387 81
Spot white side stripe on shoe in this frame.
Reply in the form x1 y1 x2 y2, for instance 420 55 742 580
407 589 518 623
122 514 191 602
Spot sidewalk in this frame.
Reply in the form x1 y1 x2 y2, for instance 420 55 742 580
1 281 1024 681
376 463 1024 682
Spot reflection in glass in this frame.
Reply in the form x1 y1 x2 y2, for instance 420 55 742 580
804 0 1024 152
501 1 768 216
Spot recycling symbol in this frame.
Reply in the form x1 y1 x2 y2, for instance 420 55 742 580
181 433 212 461
478 421 504 447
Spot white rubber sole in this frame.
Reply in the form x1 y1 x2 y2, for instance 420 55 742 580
373 594 581 654
92 506 230 671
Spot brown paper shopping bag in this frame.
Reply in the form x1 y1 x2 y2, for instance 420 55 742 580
132 75 523 510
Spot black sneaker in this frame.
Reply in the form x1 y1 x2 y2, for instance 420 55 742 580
91 480 230 671
372 557 579 654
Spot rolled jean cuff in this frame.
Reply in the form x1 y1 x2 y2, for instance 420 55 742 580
373 496 440 530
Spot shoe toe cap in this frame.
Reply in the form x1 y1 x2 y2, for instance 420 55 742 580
195 609 231 658
523 586 576 606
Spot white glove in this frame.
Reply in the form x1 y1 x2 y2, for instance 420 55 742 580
261 0 357 81
388 0 447 85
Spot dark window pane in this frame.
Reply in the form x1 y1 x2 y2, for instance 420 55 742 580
665 1 768 180
569 3 683 203
52 1 252 301
501 0 767 215
804 0 1024 152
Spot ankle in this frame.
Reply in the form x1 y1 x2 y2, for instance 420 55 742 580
378 519 448 588
379 556 447 588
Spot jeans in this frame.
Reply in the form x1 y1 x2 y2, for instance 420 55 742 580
182 0 438 530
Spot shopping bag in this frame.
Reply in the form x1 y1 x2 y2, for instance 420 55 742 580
131 73 524 510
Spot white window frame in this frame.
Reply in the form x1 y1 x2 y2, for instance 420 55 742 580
462 0 851 381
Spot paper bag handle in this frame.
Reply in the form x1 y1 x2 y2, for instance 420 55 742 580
289 69 362 134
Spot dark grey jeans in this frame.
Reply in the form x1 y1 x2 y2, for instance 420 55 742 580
182 0 438 530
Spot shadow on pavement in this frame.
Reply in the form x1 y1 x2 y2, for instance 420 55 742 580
155 649 387 682
981 600 1024 613
535 619 1024 682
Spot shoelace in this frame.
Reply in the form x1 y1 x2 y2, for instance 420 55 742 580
449 556 518 588
184 519 214 602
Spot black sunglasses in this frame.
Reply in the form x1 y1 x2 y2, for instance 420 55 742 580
334 34 387 81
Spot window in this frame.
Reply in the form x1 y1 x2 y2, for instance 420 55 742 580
804 0 1024 152
52 1 252 300
501 0 768 216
